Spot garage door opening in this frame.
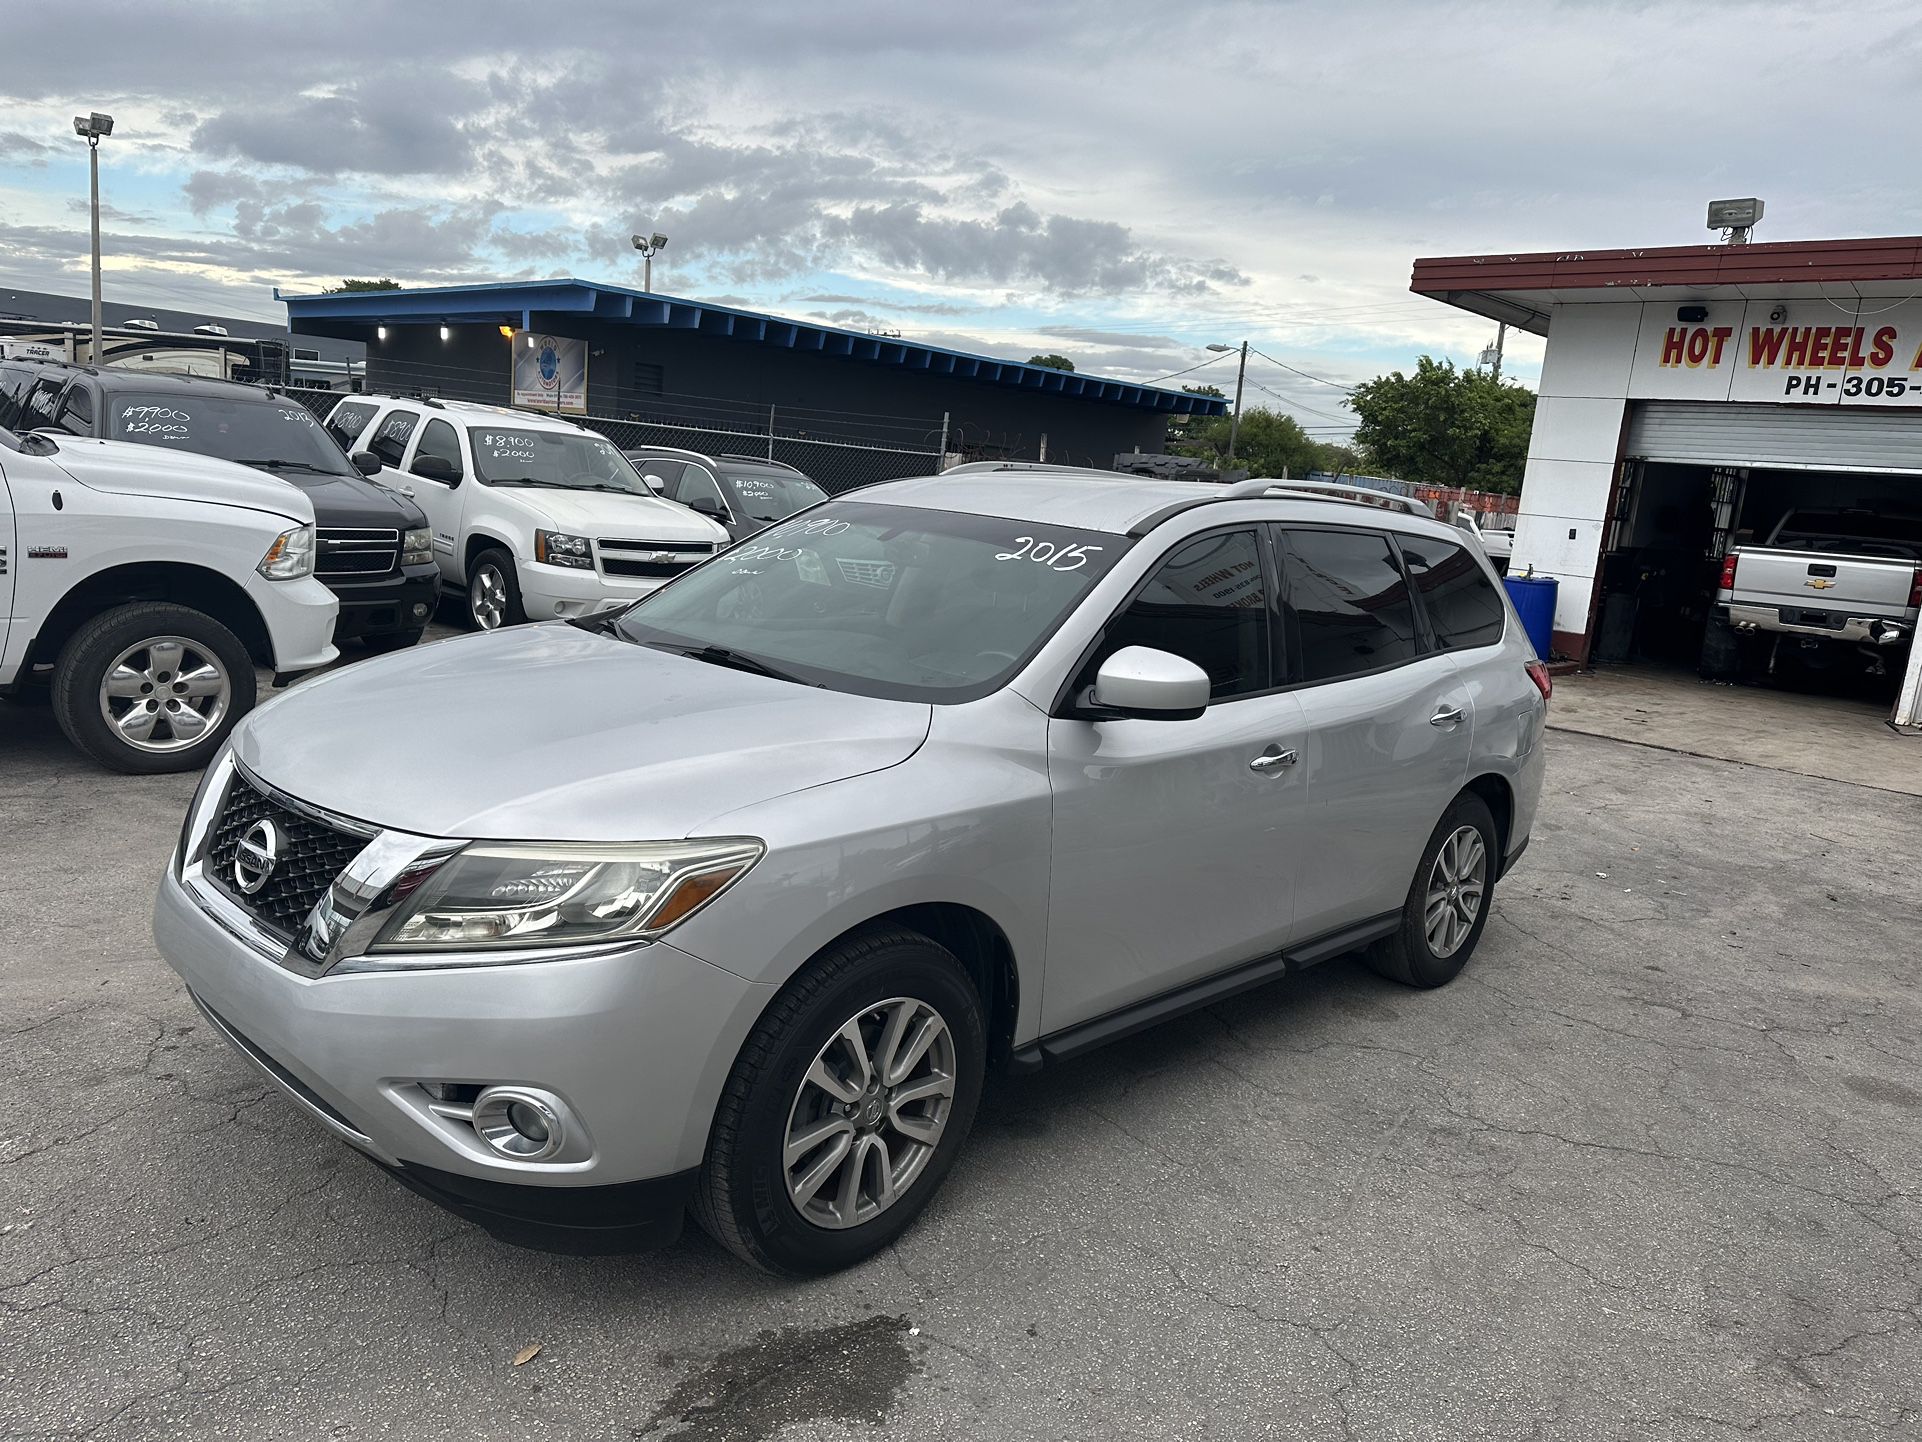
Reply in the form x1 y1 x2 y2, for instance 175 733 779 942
1591 403 1922 704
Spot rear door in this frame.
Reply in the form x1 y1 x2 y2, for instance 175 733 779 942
399 416 465 578
1276 525 1474 941
0 455 15 664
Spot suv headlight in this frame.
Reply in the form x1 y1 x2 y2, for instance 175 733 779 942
400 526 433 566
365 838 763 959
534 530 593 569
257 524 316 580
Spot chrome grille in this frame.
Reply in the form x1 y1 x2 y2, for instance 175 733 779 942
597 537 718 579
317 527 399 577
204 773 370 939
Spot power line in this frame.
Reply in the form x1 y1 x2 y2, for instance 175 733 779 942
1249 347 1358 391
1243 377 1354 425
1143 349 1238 385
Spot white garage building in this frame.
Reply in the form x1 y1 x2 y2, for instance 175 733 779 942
1410 235 1922 728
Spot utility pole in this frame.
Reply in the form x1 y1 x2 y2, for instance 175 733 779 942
1479 322 1507 382
73 112 114 361
1229 340 1248 460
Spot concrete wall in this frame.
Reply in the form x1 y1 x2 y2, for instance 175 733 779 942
362 321 1170 465
1510 304 1635 656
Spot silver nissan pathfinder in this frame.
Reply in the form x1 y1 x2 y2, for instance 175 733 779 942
154 472 1548 1274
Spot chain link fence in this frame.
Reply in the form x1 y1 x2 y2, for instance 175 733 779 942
273 359 945 493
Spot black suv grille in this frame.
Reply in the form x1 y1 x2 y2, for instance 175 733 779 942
205 773 369 939
317 528 399 577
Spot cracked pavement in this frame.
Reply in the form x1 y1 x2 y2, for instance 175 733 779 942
1 695 1918 1440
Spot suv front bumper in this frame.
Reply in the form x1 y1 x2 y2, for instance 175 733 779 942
517 560 682 621
153 860 770 1250
323 563 440 643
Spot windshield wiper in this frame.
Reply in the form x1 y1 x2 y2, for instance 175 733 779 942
643 641 806 684
236 458 340 476
487 477 569 489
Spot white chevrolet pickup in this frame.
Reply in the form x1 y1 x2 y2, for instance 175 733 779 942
0 427 339 772
1706 509 1921 678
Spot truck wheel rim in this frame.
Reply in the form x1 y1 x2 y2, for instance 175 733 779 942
470 565 506 629
1425 825 1487 959
783 997 956 1230
96 636 231 754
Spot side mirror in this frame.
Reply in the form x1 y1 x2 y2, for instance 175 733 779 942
1091 646 1210 720
689 495 727 520
642 474 667 494
350 450 382 477
412 453 461 485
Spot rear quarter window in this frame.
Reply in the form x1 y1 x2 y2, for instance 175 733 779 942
326 400 378 451
1398 536 1506 650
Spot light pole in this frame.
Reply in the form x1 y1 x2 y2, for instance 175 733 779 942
1207 340 1248 461
73 111 114 361
631 231 668 292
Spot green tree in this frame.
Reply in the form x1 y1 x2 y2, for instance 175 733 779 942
1181 383 1225 399
1178 407 1330 479
1026 353 1075 371
1348 356 1535 493
324 278 403 293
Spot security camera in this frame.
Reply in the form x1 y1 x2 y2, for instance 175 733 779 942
1768 305 1788 324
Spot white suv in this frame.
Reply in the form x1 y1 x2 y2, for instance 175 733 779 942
323 397 730 628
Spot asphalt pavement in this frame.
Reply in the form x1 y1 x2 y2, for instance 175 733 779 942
1 673 1918 1440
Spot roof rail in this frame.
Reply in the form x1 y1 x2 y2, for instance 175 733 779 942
620 443 717 464
941 460 1122 478
716 453 805 473
1127 477 1433 538
1218 478 1434 517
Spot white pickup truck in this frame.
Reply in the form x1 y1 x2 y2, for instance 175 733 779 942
1707 508 1922 678
0 427 339 772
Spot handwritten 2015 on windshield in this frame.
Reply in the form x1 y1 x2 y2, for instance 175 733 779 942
995 536 1103 571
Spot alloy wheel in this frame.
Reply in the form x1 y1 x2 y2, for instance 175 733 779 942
95 636 232 755
1424 824 1487 959
783 997 956 1230
470 565 507 629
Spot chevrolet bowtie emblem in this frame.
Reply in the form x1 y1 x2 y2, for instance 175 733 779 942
1805 578 1836 589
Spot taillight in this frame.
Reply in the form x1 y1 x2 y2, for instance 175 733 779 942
1525 659 1552 705
1909 566 1921 610
1718 552 1739 591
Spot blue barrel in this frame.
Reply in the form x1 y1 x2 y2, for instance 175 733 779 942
1503 575 1558 660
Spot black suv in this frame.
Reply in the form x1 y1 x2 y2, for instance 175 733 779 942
0 363 437 649
621 449 828 541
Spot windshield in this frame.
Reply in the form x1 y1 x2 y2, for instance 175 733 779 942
110 392 352 477
613 500 1132 701
721 469 828 523
468 427 650 493
1775 512 1922 560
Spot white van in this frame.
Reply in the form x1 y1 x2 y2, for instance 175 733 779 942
323 396 730 629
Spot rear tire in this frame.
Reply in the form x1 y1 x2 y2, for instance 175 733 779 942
466 549 525 631
1364 792 1498 988
693 928 986 1275
51 602 256 774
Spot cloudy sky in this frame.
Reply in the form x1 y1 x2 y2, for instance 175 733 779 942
3 0 1918 435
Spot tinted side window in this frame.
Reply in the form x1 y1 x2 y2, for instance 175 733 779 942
0 366 34 429
409 418 463 478
1080 529 1271 700
678 465 727 512
1399 537 1506 650
326 400 377 451
22 379 64 430
367 409 419 467
54 384 94 435
1279 528 1421 682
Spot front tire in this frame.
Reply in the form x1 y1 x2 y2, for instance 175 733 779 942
1365 792 1498 988
466 549 525 631
51 602 256 774
693 929 986 1275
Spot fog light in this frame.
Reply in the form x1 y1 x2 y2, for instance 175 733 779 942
412 602 430 619
472 1086 564 1162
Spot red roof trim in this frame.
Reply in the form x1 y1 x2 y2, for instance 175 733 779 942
1410 236 1922 295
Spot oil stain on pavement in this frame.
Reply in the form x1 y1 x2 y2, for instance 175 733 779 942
635 1313 917 1440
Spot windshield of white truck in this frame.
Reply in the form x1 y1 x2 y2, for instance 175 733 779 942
1773 512 1922 561
468 427 651 494
109 393 355 478
615 500 1132 702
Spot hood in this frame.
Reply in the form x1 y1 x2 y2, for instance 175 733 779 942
279 470 428 530
234 624 932 840
52 437 314 524
506 487 729 543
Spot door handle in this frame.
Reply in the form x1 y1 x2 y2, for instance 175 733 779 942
1430 704 1465 727
399 486 416 498
1249 747 1298 773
